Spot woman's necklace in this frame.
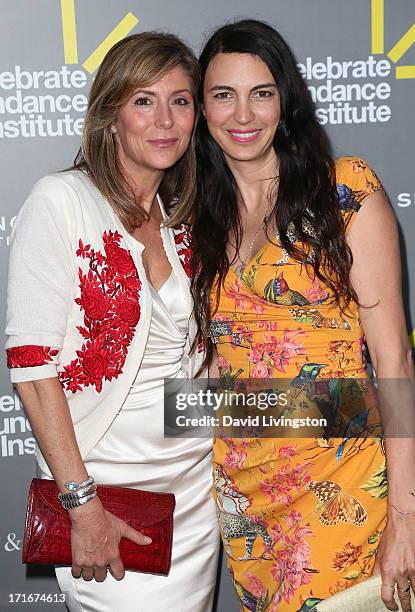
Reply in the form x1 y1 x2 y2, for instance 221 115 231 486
234 203 273 278
234 213 317 277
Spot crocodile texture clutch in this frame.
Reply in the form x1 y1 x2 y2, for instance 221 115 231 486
23 478 175 575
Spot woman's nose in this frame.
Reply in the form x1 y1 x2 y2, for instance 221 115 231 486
156 102 173 129
233 99 255 124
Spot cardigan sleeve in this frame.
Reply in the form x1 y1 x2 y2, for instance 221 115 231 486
5 175 77 382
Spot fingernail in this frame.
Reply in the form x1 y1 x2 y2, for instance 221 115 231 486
143 536 152 544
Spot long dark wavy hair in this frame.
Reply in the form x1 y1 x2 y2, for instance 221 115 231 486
191 19 358 370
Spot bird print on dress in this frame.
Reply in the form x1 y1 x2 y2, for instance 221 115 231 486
264 272 310 306
285 363 327 415
285 365 349 440
291 363 327 386
212 158 387 609
214 466 273 560
335 408 369 461
296 597 324 612
232 573 271 612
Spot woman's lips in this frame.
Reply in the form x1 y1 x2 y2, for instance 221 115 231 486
147 138 179 148
227 129 261 143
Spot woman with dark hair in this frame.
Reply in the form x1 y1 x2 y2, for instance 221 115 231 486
189 19 415 611
5 32 218 611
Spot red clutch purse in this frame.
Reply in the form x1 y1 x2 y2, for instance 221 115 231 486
23 478 175 575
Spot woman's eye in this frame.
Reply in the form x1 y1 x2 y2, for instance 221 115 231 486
173 97 190 106
134 97 152 106
213 92 232 100
253 90 274 99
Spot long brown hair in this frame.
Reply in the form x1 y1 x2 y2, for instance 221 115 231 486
189 20 358 371
71 32 200 232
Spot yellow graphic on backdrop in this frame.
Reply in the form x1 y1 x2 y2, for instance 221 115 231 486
61 0 78 64
388 24 415 79
61 0 139 73
372 0 415 78
371 0 384 54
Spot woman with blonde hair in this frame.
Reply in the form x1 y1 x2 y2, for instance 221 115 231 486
6 32 218 611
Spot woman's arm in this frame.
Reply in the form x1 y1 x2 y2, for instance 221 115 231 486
17 378 89 490
348 189 415 611
6 179 150 582
17 377 151 582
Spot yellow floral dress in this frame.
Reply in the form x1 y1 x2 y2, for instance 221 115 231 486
211 157 387 611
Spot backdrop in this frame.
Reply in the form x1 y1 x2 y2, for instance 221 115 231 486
1 1 414 610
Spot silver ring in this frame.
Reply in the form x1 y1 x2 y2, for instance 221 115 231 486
382 584 396 588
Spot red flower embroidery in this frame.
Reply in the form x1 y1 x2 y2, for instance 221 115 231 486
173 224 191 277
105 241 136 275
7 346 58 368
59 230 141 394
79 276 111 321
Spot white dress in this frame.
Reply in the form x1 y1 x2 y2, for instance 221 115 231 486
46 269 219 612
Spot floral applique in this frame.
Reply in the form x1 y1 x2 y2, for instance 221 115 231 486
58 230 141 394
172 223 191 277
7 345 59 368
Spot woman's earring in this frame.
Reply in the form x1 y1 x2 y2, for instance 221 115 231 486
110 126 117 134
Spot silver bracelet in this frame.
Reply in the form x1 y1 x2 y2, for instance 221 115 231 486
58 476 97 510
58 483 97 504
63 476 95 492
60 490 97 510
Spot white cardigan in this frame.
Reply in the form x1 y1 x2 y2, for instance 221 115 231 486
5 170 202 475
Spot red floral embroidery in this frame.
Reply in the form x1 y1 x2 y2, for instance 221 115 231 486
7 346 58 368
173 224 191 277
58 230 141 394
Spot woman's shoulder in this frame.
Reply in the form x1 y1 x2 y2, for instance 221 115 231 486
334 156 384 214
30 169 91 200
23 169 104 221
13 170 101 239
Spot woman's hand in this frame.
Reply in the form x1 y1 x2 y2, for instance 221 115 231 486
69 496 152 582
375 510 415 611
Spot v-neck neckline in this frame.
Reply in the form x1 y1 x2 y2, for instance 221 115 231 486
229 234 281 280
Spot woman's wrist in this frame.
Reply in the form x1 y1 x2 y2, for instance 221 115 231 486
58 475 97 509
387 488 415 517
68 495 105 525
